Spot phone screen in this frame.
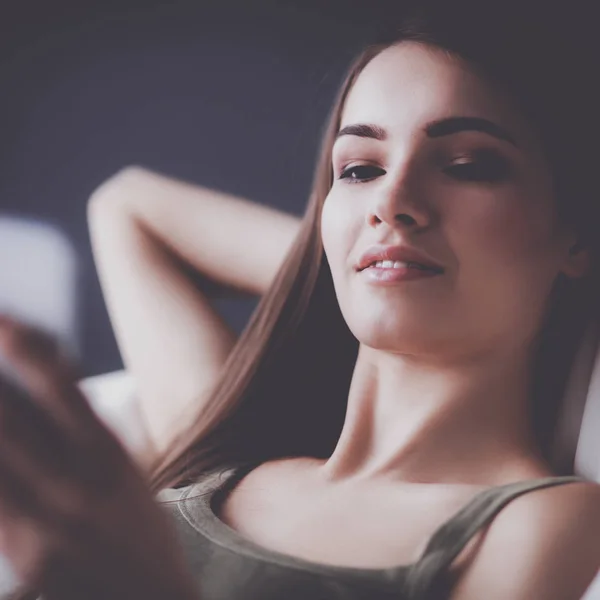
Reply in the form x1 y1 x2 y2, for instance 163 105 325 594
0 216 79 359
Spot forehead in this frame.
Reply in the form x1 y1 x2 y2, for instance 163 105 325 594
340 43 523 137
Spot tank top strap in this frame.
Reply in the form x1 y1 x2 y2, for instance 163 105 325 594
402 475 586 599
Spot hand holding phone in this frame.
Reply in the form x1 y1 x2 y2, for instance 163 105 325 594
0 316 198 600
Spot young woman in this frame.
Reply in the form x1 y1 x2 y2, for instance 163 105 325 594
1 3 599 599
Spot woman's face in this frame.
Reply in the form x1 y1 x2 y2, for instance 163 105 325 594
321 42 584 361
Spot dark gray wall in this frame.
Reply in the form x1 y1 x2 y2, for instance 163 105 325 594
0 0 399 374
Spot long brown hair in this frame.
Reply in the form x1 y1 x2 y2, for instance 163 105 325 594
150 3 600 491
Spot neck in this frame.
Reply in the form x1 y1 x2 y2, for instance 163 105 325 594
322 344 551 486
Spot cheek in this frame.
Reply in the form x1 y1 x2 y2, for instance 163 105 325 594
450 188 559 272
442 187 562 343
320 192 360 273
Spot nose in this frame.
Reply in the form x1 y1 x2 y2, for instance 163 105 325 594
367 168 433 231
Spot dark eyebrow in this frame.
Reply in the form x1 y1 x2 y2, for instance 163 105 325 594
425 116 518 146
335 117 518 147
336 123 387 141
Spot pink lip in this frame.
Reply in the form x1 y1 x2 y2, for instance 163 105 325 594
360 264 442 284
356 244 444 273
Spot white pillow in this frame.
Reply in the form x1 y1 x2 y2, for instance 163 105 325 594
551 321 600 480
78 370 150 456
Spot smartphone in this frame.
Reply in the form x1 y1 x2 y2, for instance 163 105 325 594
0 215 80 360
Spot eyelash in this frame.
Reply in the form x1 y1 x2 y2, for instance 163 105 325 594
338 154 510 184
338 164 384 184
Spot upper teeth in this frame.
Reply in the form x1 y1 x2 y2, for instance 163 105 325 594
371 260 413 269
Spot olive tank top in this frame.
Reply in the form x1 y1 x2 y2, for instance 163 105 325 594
157 464 585 600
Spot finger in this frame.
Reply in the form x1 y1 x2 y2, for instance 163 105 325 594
0 374 79 481
0 455 50 566
0 454 59 588
0 315 77 378
0 424 121 560
0 459 41 517
0 318 99 433
0 373 128 500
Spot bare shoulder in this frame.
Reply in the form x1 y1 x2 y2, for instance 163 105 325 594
220 458 317 529
238 457 321 492
450 479 600 600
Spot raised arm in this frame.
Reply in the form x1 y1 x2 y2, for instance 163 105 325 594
87 167 301 466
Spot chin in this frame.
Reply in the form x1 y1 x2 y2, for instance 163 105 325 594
347 318 446 355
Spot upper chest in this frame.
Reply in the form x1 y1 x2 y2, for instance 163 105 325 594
217 464 487 571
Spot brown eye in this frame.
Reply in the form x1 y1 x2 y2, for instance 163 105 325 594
339 165 386 183
444 151 510 182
